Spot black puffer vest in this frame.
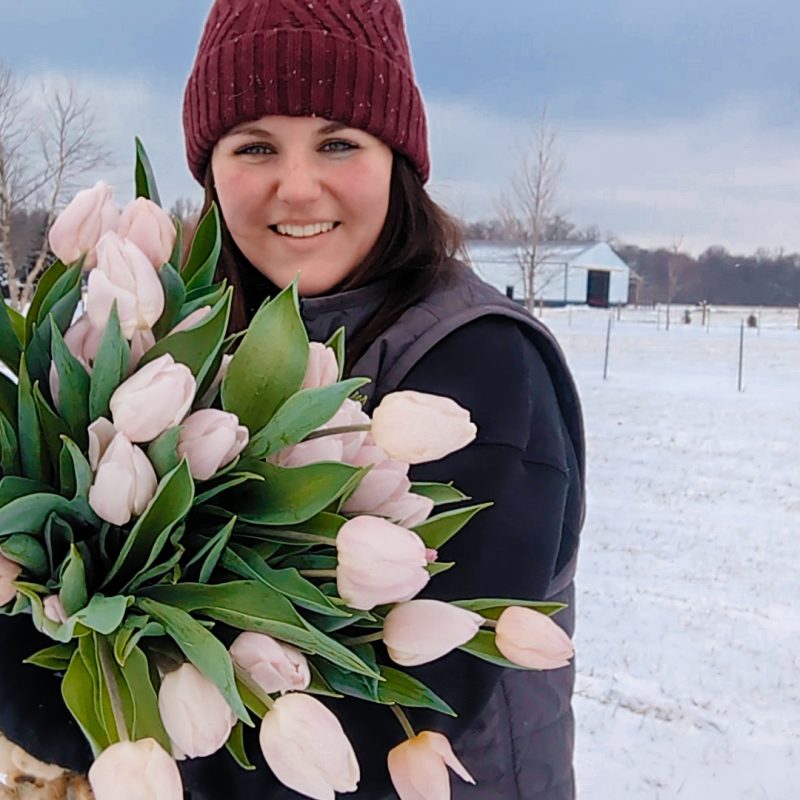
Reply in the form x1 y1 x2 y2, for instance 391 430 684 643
302 262 584 799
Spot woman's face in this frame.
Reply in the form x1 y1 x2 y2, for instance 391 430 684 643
211 115 393 296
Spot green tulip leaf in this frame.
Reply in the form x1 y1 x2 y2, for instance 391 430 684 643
225 722 256 771
410 482 470 506
24 642 76 671
221 281 308 433
0 410 20 476
0 534 48 576
135 137 162 206
89 303 130 422
139 287 232 387
459 630 526 670
181 204 221 291
376 666 456 716
135 597 250 725
50 323 91 448
412 503 493 550
17 354 49 484
452 598 566 620
0 299 23 373
60 544 89 617
223 460 361 526
139 581 379 679
103 459 194 590
245 377 369 460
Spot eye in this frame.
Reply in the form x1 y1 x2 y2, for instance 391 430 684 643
234 143 274 156
321 139 358 154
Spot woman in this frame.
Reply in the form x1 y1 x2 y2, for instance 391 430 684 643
0 1 584 798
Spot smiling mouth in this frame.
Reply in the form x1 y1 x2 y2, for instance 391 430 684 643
269 222 341 239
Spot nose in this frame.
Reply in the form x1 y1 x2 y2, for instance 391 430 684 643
275 154 323 206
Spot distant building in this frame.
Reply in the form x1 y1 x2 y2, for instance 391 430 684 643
466 240 631 307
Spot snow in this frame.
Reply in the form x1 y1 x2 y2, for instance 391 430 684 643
544 305 800 799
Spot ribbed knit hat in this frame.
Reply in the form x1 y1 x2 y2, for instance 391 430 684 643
183 0 430 184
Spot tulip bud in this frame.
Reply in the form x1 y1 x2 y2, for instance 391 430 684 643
169 306 211 336
259 693 360 799
158 663 236 760
383 600 484 667
48 181 119 268
118 197 176 268
302 342 339 389
88 433 158 526
336 516 430 610
0 554 22 606
371 391 477 464
88 417 117 471
341 440 434 527
86 232 165 339
177 409 249 481
110 354 195 443
388 731 475 800
494 606 575 670
230 632 311 695
88 739 183 800
43 595 69 625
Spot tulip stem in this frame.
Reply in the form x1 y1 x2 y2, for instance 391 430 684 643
97 635 130 743
304 424 371 441
340 631 383 646
482 618 497 629
300 569 337 579
390 705 417 741
234 664 274 711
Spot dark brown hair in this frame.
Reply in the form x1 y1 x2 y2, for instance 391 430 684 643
201 154 464 369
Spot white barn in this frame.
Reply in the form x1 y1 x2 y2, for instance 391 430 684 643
466 240 631 307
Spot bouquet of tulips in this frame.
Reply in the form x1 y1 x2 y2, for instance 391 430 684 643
0 142 574 800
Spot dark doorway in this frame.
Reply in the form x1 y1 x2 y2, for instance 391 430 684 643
587 270 610 307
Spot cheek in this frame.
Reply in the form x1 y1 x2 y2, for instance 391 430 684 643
339 161 391 226
215 168 265 230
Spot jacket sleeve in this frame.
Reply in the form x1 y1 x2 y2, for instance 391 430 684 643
0 613 94 773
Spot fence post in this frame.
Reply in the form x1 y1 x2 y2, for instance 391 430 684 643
738 321 745 392
603 317 612 380
797 304 800 330
757 306 762 337
657 305 661 331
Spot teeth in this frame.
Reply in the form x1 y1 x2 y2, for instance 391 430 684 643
276 222 336 238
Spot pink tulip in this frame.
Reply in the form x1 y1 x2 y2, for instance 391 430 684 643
387 731 475 800
302 342 339 389
118 197 176 269
88 432 158 525
230 632 311 695
109 354 195 443
87 417 117 471
383 600 484 667
0 554 22 606
48 181 119 268
494 607 575 670
259 693 360 799
328 399 370 462
371 391 477 465
177 409 249 481
169 306 211 336
88 738 183 800
43 595 68 624
86 232 165 339
341 439 434 527
336 516 430 610
128 327 156 373
158 663 236 760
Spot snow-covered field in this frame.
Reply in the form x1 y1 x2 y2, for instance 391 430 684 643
545 306 800 799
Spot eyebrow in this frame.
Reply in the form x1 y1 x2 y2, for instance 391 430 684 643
227 121 347 137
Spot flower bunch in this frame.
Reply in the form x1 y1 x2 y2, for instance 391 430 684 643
0 142 574 800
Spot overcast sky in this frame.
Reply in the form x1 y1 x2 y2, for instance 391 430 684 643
2 0 800 254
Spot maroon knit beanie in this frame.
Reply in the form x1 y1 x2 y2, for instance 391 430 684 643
183 0 430 185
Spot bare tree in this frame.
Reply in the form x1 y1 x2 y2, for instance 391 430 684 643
0 64 109 310
497 107 564 313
